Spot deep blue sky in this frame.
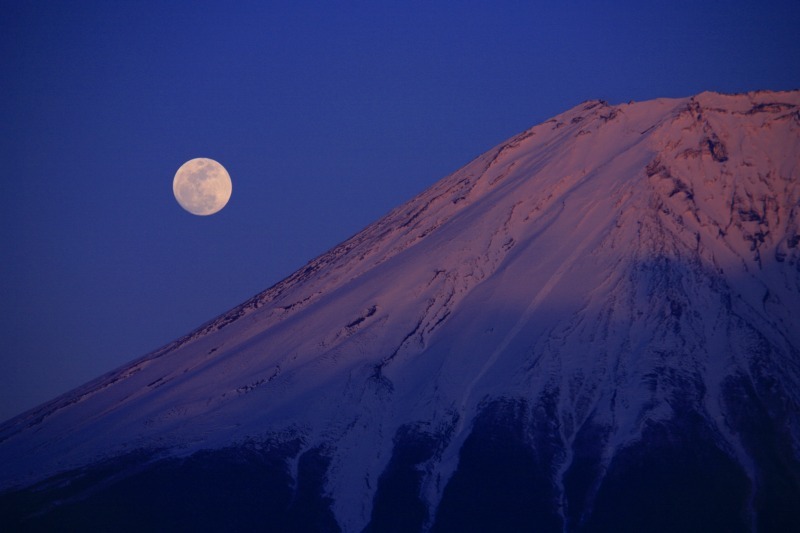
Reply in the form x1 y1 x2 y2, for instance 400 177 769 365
2 1 798 422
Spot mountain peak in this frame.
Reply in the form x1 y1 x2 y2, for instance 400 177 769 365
2 90 799 531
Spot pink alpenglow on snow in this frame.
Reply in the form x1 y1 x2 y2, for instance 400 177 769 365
1 90 799 531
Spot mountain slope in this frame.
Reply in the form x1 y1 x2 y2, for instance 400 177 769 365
2 90 799 531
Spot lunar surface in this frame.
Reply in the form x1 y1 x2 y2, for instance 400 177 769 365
173 158 232 216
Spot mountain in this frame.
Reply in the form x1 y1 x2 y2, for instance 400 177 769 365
2 90 799 532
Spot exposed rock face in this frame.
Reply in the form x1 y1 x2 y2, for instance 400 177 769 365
2 90 799 531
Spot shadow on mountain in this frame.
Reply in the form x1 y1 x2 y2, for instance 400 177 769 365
579 404 751 533
432 397 563 532
0 441 340 533
364 423 445 533
2 253 799 532
424 251 800 532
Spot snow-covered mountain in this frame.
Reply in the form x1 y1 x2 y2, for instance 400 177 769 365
2 90 799 532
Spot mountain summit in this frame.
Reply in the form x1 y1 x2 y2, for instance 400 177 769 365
2 90 799 531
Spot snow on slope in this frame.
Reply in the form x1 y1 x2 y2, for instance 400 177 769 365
1 90 799 530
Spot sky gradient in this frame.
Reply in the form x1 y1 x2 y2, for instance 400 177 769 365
2 0 799 422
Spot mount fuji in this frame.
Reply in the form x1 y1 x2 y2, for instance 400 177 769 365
2 90 799 532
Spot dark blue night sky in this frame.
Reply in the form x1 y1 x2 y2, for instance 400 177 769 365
2 1 799 421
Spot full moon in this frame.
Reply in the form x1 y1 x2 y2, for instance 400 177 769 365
173 158 232 216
